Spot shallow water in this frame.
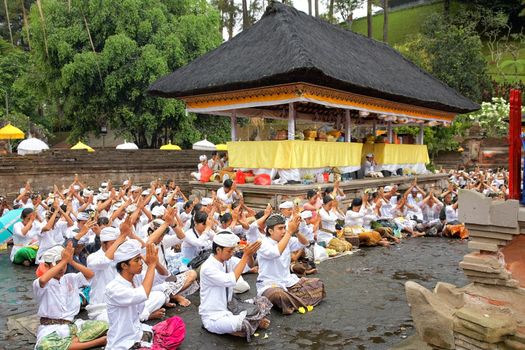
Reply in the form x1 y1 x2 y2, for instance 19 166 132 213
0 237 469 349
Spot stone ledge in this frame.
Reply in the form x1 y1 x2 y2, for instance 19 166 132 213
468 241 500 252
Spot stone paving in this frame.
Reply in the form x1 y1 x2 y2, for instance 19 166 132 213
0 237 469 349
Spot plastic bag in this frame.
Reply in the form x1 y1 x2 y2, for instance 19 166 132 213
254 174 271 186
235 170 246 184
199 165 213 183
314 243 328 262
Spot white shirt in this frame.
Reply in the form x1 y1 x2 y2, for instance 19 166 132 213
420 202 443 222
318 207 343 244
364 160 375 175
11 220 41 262
216 187 239 205
87 249 117 305
33 273 89 342
105 274 149 350
199 255 238 323
299 221 315 241
256 236 305 295
36 220 68 263
445 205 459 222
181 228 214 261
245 221 264 243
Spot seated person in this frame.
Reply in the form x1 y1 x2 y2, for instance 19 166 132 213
11 208 41 266
363 154 383 178
318 196 352 252
190 155 209 181
256 214 326 315
345 197 392 246
105 240 185 350
33 243 108 350
199 232 271 341
216 179 241 206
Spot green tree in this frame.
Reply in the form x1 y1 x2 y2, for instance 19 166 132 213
27 0 223 148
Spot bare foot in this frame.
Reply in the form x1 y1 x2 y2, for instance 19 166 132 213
165 302 176 308
173 295 191 307
259 318 271 330
378 240 391 247
305 268 317 275
149 308 165 320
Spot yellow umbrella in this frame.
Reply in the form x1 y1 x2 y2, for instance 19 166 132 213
160 141 181 150
0 123 24 139
216 144 228 151
71 141 95 152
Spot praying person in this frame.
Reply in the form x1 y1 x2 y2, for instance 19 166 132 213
33 243 108 350
11 208 41 266
256 214 326 315
199 232 272 341
104 240 185 349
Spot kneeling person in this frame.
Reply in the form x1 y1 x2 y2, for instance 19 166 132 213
199 232 272 341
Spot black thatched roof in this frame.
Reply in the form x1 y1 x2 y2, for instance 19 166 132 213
148 2 479 114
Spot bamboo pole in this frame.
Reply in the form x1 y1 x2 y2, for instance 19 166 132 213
20 0 31 49
35 0 49 57
3 0 14 46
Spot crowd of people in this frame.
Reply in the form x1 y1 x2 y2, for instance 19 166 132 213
0 165 503 350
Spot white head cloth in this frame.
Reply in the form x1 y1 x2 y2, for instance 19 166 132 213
300 210 313 219
42 245 64 264
213 232 240 247
114 239 142 263
100 227 120 242
279 201 293 209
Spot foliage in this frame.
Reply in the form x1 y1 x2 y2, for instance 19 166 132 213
395 13 491 104
26 0 223 148
462 97 525 138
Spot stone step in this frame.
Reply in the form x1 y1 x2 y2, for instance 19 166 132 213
455 334 499 350
468 241 499 252
459 261 504 274
470 237 509 247
466 224 520 235
462 253 502 269
468 230 515 241
463 269 512 280
467 276 519 288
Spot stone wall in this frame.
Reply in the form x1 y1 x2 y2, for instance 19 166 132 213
0 149 208 199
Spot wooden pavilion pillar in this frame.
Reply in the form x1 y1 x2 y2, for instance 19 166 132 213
387 121 393 143
345 109 352 142
417 124 424 144
288 102 296 140
231 110 238 141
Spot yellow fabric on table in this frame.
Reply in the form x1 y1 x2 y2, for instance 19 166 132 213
227 140 363 169
362 144 429 165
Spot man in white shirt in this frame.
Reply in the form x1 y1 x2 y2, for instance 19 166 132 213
216 179 241 206
36 201 70 263
11 208 41 265
105 240 185 350
364 154 383 178
199 232 271 341
257 214 326 315
33 243 108 349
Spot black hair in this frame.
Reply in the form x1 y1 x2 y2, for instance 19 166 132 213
307 189 316 199
231 201 240 210
60 204 67 212
324 187 334 194
212 242 225 255
351 197 363 209
166 179 174 186
97 216 110 226
116 258 131 273
219 212 232 224
254 210 265 220
219 152 227 158
323 195 333 205
192 203 203 214
21 208 34 220
191 211 208 229
183 201 192 210
223 179 233 188
211 151 218 156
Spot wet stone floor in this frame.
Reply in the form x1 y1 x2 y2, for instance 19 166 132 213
0 237 469 350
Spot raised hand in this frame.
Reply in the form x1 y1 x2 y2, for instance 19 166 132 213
243 240 262 256
62 241 74 263
145 243 159 267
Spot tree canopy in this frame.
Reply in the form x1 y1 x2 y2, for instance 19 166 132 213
24 0 222 148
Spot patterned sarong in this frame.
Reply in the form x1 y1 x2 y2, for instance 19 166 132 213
262 277 325 315
36 320 108 350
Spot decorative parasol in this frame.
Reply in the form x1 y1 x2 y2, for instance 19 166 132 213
0 123 25 153
160 141 182 150
17 137 49 155
216 144 228 151
192 138 216 151
71 141 95 152
116 140 139 150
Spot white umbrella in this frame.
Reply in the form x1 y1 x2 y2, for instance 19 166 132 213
116 140 139 150
192 138 216 151
17 137 49 155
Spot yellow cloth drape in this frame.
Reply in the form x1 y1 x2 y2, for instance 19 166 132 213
227 140 363 169
362 144 429 164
